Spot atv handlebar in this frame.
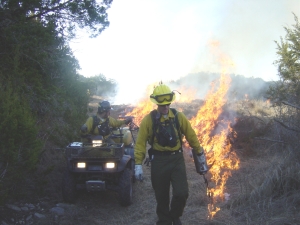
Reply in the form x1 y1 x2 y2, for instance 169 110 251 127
118 116 139 131
118 116 133 120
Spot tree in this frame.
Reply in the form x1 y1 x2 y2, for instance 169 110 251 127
265 14 300 156
267 13 300 105
0 0 113 38
82 74 117 96
0 0 115 203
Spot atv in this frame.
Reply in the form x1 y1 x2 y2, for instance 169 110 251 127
62 122 138 206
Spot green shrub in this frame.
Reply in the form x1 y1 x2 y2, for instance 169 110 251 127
0 82 42 203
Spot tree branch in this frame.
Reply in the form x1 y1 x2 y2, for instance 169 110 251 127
282 101 300 110
0 163 8 180
274 118 300 133
26 1 73 20
253 137 285 143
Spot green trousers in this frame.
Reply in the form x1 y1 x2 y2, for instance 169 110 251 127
151 152 189 225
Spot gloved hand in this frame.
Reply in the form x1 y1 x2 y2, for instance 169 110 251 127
192 149 208 175
80 124 88 133
135 165 143 181
125 117 133 125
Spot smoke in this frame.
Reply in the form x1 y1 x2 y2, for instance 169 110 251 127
190 0 298 82
110 72 269 107
71 0 299 105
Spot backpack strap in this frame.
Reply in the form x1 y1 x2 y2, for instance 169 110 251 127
170 108 183 147
150 110 158 147
92 115 100 132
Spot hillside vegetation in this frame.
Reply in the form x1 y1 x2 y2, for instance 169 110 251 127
0 0 115 203
170 72 270 101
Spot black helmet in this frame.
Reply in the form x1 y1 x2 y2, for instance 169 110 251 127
98 101 111 113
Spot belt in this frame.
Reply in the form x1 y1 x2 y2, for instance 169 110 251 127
152 149 182 156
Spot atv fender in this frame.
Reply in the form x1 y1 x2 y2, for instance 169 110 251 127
124 145 134 159
118 155 133 171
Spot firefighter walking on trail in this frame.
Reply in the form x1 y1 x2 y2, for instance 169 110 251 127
134 83 208 225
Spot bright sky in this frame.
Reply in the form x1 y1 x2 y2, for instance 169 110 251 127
70 0 300 104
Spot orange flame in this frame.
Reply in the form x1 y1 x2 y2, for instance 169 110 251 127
125 84 156 125
174 86 197 103
189 73 240 219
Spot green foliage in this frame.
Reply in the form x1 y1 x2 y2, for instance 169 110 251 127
267 14 300 105
0 0 117 203
79 74 117 97
264 14 300 153
0 0 113 38
0 81 42 203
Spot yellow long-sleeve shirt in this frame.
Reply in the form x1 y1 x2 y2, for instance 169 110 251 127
81 115 126 136
134 109 203 165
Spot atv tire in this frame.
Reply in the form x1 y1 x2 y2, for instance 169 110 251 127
118 168 133 206
62 170 77 203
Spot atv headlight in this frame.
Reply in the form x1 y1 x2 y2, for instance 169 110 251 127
105 162 115 169
77 162 86 168
92 140 102 147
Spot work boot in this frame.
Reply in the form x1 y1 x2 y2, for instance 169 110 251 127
172 218 182 225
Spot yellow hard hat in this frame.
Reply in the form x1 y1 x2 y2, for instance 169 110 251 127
150 84 176 105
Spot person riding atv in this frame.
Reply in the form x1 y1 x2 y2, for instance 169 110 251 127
80 101 132 142
62 101 137 206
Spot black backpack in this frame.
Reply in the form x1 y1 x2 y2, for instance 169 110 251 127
92 115 100 132
92 115 110 136
144 108 183 165
150 108 183 148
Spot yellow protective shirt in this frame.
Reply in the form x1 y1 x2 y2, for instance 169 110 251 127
134 109 203 165
81 115 126 136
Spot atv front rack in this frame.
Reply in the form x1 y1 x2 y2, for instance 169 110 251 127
66 143 125 160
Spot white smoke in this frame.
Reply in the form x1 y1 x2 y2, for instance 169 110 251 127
70 0 300 105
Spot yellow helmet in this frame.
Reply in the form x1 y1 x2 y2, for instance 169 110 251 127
150 84 176 105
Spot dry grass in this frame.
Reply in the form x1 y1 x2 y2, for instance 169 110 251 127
226 99 300 225
227 149 300 225
27 97 300 225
